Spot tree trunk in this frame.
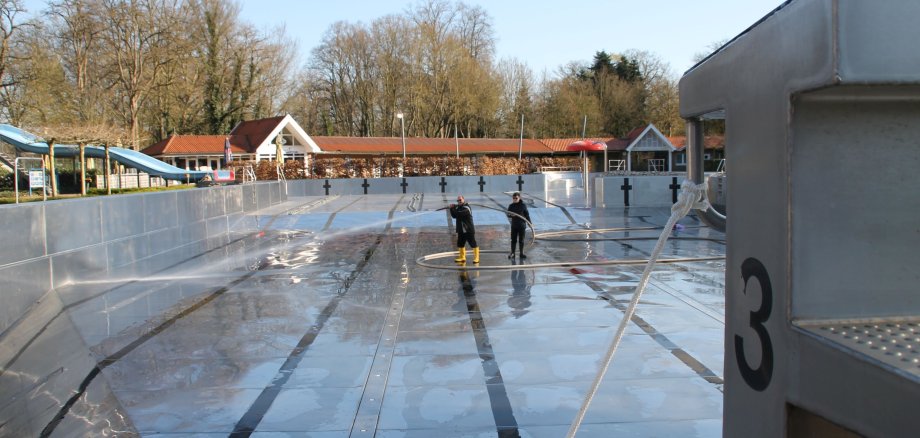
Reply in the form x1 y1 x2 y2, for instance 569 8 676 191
104 144 111 195
48 140 57 197
79 143 86 196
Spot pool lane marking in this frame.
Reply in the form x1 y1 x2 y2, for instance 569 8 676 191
231 195 403 436
483 193 508 210
558 225 725 385
459 271 521 435
592 231 726 325
33 201 353 437
41 259 270 438
230 236 384 436
572 274 724 387
1 230 267 381
522 193 578 225
321 195 367 231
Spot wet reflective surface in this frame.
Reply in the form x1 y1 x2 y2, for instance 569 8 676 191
15 190 726 437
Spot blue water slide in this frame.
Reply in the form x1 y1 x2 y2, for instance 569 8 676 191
0 124 208 181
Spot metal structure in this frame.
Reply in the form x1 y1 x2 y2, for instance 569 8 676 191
397 112 406 161
243 164 257 183
680 0 920 436
0 124 209 181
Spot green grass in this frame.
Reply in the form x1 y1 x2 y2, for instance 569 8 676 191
0 184 195 204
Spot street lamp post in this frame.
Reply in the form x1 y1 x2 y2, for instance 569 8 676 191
396 112 406 161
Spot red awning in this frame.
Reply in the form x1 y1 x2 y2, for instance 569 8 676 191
566 140 606 152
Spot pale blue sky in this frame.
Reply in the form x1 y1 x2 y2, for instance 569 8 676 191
240 0 786 78
20 0 786 78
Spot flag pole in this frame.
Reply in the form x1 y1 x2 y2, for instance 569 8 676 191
518 114 524 160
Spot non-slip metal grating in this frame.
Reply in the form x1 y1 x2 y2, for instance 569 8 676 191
798 320 920 379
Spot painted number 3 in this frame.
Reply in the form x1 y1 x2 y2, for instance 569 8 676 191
735 257 773 391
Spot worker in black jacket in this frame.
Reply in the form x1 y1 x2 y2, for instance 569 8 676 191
506 192 531 259
449 195 479 263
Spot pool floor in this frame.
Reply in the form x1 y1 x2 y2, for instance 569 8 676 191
50 191 726 437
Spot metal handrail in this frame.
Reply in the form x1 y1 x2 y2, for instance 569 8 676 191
277 164 287 196
243 165 256 183
538 166 581 172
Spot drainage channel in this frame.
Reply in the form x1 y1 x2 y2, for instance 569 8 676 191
349 217 415 436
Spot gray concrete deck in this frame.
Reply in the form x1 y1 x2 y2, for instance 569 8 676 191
48 190 726 436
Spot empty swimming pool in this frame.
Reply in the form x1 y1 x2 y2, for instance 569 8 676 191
1 189 726 437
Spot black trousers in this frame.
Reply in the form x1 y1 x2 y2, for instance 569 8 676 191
457 232 477 248
510 226 526 253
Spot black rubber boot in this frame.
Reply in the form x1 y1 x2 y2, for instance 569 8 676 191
508 252 515 259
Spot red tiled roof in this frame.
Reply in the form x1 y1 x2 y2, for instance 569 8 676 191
140 117 723 158
230 116 285 148
140 135 253 156
312 136 554 155
140 115 287 156
668 135 725 150
540 137 620 152
623 125 648 143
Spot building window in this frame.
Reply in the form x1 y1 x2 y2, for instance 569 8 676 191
675 152 686 165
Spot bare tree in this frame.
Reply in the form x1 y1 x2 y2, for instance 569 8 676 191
48 0 104 122
184 0 294 135
455 2 493 62
370 14 412 137
147 8 204 140
280 69 325 134
243 27 296 121
98 0 179 149
0 0 34 123
692 38 731 65
495 57 535 138
0 0 28 89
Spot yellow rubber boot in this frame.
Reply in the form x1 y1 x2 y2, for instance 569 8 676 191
455 247 466 262
473 247 480 264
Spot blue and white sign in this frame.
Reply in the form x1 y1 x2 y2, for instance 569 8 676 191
29 169 44 189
